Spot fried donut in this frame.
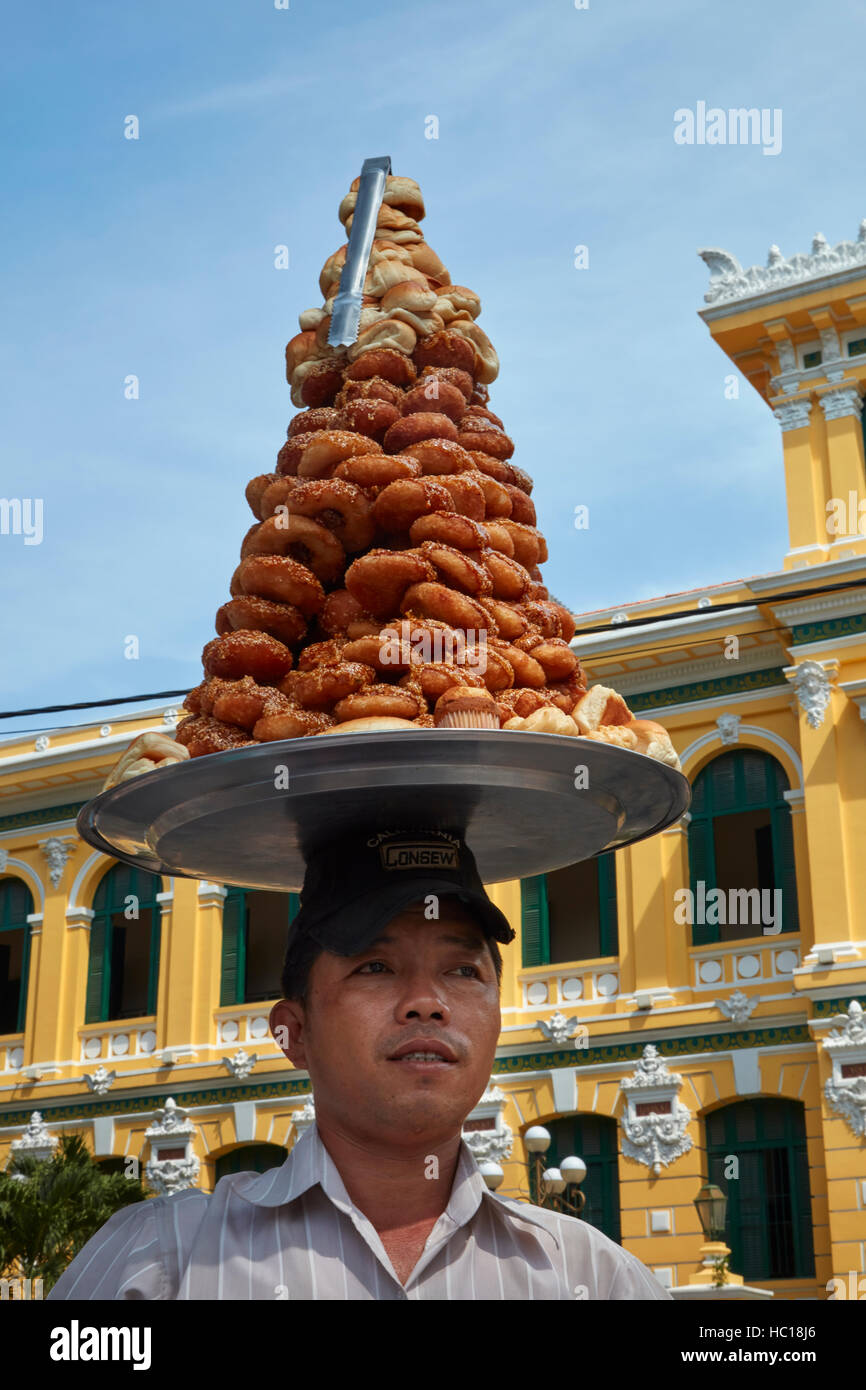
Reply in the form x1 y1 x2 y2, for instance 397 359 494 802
504 462 534 495
462 405 504 430
203 676 276 731
413 329 476 375
229 565 244 598
340 397 402 442
342 631 414 672
253 703 336 740
216 596 307 647
288 407 344 438
333 684 424 723
503 484 536 525
281 478 374 553
482 550 530 600
334 452 421 491
482 521 515 556
398 662 486 702
546 676 588 713
514 636 579 681
258 477 299 519
246 473 279 520
469 382 490 406
498 520 541 568
298 360 345 408
345 548 436 617
401 438 475 475
183 681 206 714
419 365 474 401
435 472 486 521
383 412 459 454
236 555 325 616
202 630 293 684
408 511 490 552
276 432 318 478
456 423 514 460
335 376 405 408
489 638 545 688
343 349 417 386
400 582 492 632
495 688 555 722
175 714 256 756
473 644 514 694
466 449 510 483
477 597 531 640
240 523 262 560
553 604 577 642
296 430 381 480
281 661 376 709
298 638 349 669
371 477 454 533
417 541 493 596
242 514 346 585
401 379 467 423
474 474 512 518
319 588 374 637
522 599 563 638
525 581 550 603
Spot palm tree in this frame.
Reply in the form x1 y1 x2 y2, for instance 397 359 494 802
0 1132 148 1293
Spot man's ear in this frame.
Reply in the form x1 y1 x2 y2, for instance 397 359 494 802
269 998 308 1070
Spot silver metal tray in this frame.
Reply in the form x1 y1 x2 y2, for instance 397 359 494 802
76 730 690 891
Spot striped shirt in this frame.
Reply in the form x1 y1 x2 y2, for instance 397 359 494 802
47 1123 671 1301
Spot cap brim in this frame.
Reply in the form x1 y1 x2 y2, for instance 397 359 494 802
300 878 515 955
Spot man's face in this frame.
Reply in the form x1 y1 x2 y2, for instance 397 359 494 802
270 898 501 1150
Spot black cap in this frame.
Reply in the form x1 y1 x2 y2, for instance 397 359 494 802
286 829 515 958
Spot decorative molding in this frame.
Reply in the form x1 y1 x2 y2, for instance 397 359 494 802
290 1094 316 1138
10 1111 58 1162
83 1066 116 1095
220 1049 258 1081
0 801 87 835
818 384 863 421
620 1045 693 1175
39 836 75 890
144 1098 200 1194
534 1012 580 1046
772 398 813 432
715 991 758 1024
821 1002 866 1137
198 882 228 909
784 659 840 728
788 612 866 647
627 667 789 716
716 713 741 745
699 224 866 308
0 858 45 912
65 907 94 931
463 1080 513 1164
678 723 803 789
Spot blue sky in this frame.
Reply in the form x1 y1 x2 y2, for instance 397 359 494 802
3 0 865 738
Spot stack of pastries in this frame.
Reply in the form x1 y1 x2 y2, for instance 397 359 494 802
175 173 679 770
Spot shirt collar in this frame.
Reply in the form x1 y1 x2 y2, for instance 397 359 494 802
235 1121 561 1250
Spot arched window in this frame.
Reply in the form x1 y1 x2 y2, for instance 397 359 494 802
535 1115 622 1243
86 865 164 1024
687 749 799 945
0 878 34 1035
220 891 300 1007
520 854 618 967
706 1098 815 1280
214 1143 287 1181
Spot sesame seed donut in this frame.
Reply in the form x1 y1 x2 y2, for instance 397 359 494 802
246 473 279 520
504 462 534 495
554 604 577 642
466 449 510 483
277 432 318 478
503 484 536 525
469 382 490 406
418 365 474 401
413 329 476 375
201 676 278 731
236 555 325 616
474 475 512 518
175 714 256 756
435 472 486 521
345 548 436 618
475 644 515 694
335 376 405 408
383 412 459 454
525 581 550 602
417 541 493 596
288 407 345 438
477 597 531 640
215 596 307 647
456 422 514 460
481 522 515 556
401 379 467 423
343 348 417 386
398 662 486 702
399 582 492 632
408 511 490 552
495 688 556 722
340 397 402 442
371 477 454 533
333 684 424 723
297 359 345 408
242 514 346 585
258 477 299 520
482 550 530 601
342 631 413 672
514 636 579 681
545 676 588 713
334 452 421 492
400 439 475 475
498 520 541 568
202 630 294 684
253 703 336 740
297 638 349 669
318 588 375 637
463 405 504 429
489 639 546 688
296 430 382 480
522 599 565 639
280 478 374 554
281 661 377 710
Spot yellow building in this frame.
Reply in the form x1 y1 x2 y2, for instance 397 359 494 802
2 223 865 1300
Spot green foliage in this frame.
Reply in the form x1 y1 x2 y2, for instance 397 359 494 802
711 1252 731 1287
0 1133 147 1292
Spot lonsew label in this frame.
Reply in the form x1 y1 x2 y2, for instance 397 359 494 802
380 841 459 871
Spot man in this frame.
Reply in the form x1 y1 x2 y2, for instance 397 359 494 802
49 737 671 1300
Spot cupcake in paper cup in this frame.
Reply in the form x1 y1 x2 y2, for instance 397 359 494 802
433 686 501 729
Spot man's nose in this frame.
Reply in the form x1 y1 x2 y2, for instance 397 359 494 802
395 974 450 1021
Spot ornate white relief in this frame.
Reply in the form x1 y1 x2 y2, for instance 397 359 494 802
818 325 842 361
83 1065 116 1095
34 735 50 752
772 399 812 432
11 1111 58 1162
221 1048 258 1080
144 1097 200 1193
535 1011 580 1045
40 837 74 889
822 1001 866 1137
700 223 866 306
462 1078 513 1164
819 385 863 421
620 1045 693 1175
291 1095 316 1138
785 659 838 729
716 713 741 745
715 990 757 1024
145 1157 201 1195
775 339 797 374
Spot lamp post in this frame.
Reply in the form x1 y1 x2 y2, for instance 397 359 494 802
478 1125 587 1217
689 1181 743 1288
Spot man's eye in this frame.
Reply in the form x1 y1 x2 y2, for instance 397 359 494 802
357 960 389 973
455 965 480 978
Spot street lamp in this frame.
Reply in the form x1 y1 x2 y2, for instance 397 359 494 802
694 1182 727 1242
478 1124 588 1216
687 1180 745 1289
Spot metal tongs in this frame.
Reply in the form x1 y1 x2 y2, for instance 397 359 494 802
328 155 391 347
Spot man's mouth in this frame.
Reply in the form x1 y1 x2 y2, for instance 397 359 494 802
388 1040 458 1065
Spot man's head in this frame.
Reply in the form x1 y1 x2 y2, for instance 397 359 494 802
269 830 513 1150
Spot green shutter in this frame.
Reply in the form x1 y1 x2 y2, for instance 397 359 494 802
288 893 300 922
770 804 800 934
597 853 619 957
688 817 716 946
85 917 109 1024
520 876 549 967
16 918 32 1033
146 909 162 1015
220 890 246 1007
